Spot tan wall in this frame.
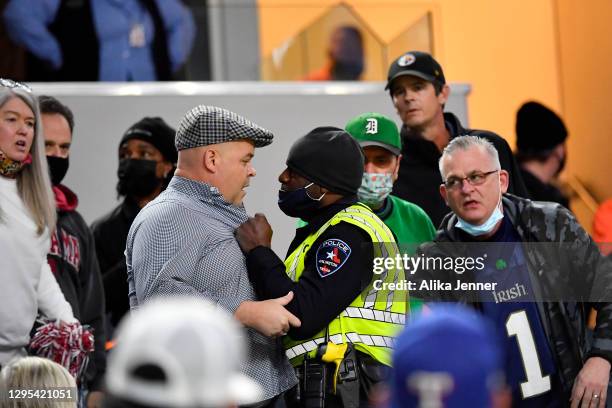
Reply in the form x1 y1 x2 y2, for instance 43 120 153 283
437 0 562 145
257 0 612 230
556 0 612 229
258 0 561 145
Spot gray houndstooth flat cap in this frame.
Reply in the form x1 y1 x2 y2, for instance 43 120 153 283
175 105 274 150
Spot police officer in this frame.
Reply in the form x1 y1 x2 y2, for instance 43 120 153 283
236 127 407 408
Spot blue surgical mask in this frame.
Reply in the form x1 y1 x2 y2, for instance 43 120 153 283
358 173 393 207
455 186 504 236
455 205 503 236
278 183 326 218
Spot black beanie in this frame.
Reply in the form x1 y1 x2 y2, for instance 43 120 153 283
516 101 568 153
286 126 364 195
120 117 178 164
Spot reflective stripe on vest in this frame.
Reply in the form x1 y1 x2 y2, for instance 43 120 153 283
283 203 407 367
285 333 397 360
340 207 399 310
343 307 406 325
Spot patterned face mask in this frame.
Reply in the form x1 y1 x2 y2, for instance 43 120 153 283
358 172 394 207
0 149 31 178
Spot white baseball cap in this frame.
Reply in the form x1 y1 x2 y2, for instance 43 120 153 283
106 296 263 407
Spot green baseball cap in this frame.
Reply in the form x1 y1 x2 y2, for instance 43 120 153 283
345 112 401 155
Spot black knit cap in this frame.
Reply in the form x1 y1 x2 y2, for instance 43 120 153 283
286 126 364 195
516 101 568 153
120 117 178 164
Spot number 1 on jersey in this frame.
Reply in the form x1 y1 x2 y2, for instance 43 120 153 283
506 310 551 398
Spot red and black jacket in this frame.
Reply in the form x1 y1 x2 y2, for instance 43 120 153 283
48 184 106 391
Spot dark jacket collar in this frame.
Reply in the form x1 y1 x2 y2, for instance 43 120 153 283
300 195 358 233
400 112 466 142
443 111 467 138
399 112 466 165
120 195 141 223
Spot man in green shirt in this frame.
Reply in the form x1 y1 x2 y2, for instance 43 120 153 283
345 112 436 253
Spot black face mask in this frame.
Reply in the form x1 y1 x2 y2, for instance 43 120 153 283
116 159 160 198
46 156 69 186
277 183 326 218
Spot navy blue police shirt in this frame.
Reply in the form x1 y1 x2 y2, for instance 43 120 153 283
460 216 561 407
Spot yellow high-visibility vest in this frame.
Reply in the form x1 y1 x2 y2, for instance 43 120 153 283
283 203 408 367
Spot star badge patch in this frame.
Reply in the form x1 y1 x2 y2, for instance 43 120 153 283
315 239 351 278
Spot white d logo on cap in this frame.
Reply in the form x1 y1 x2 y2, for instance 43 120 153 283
366 118 378 134
397 53 416 67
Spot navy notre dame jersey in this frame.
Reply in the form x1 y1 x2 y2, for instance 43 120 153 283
472 217 561 407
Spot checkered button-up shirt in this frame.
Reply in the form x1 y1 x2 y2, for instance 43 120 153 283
126 176 297 400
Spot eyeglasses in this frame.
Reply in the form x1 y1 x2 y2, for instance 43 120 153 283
443 170 499 190
0 78 32 93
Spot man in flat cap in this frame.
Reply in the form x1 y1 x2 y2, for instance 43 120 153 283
515 101 570 208
125 106 299 406
236 127 408 407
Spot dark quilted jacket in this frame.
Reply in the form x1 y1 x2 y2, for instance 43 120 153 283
416 193 612 397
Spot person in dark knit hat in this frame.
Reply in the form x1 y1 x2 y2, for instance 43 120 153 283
515 101 570 208
91 116 177 330
236 126 408 407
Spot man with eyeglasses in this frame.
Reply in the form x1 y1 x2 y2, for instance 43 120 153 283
385 51 528 227
414 135 612 407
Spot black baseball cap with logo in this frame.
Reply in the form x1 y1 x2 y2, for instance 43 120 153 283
385 51 446 90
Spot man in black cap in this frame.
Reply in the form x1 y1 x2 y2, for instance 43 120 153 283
385 50 528 227
91 117 177 329
515 101 570 208
236 127 407 407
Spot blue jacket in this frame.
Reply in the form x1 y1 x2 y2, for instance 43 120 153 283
3 0 195 81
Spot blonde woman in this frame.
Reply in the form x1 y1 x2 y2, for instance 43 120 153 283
0 356 77 408
0 79 75 368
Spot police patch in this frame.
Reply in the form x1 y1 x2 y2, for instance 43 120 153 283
315 239 351 278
